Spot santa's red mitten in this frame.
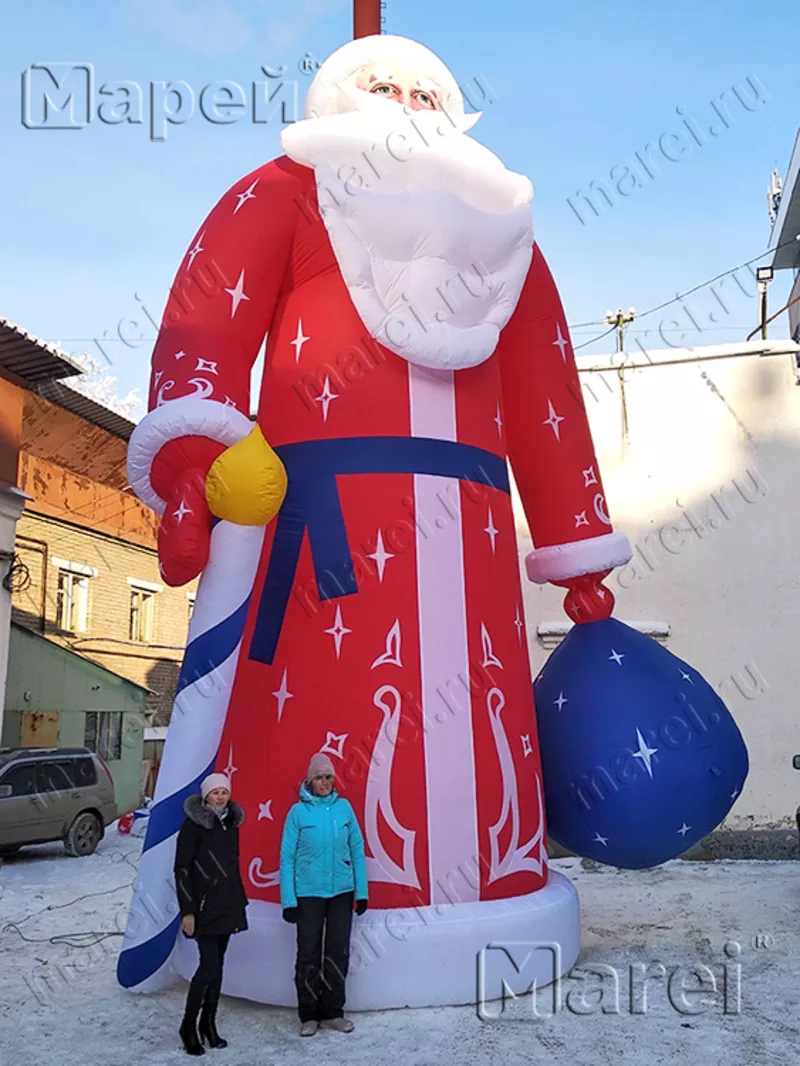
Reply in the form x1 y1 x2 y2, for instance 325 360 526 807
551 569 615 624
150 436 225 586
128 399 286 586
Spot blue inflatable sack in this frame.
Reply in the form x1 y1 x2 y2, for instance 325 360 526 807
534 618 748 869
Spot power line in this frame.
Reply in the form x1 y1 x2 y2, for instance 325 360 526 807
49 322 757 341
575 230 800 347
572 324 755 333
574 324 617 351
40 339 157 344
36 233 800 362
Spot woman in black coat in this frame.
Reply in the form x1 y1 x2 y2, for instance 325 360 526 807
174 772 248 1056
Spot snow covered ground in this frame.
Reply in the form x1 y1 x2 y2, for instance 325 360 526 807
1 829 798 1065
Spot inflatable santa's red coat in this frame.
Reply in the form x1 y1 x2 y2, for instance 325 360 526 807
120 35 631 1007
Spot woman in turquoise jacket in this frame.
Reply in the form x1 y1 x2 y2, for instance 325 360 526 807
280 751 368 1037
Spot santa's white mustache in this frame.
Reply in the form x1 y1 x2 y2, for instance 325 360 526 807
396 261 496 333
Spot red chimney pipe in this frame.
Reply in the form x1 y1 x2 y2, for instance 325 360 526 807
354 0 382 38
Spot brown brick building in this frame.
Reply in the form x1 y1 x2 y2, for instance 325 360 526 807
1 317 84 740
5 357 196 724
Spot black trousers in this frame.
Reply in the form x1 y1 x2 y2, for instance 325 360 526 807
295 893 354 1022
185 933 231 1019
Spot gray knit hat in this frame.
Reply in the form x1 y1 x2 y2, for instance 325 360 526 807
307 752 335 780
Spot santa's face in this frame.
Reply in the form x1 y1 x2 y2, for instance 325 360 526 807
282 43 534 371
355 63 441 111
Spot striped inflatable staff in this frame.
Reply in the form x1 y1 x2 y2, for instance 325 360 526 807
117 520 265 990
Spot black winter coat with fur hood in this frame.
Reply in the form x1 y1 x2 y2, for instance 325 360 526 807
174 795 248 937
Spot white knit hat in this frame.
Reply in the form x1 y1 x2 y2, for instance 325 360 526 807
302 34 479 131
200 772 231 800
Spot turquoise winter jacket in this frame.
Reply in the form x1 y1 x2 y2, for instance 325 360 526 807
279 784 368 908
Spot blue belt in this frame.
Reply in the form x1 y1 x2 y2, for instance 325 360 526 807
248 435 510 665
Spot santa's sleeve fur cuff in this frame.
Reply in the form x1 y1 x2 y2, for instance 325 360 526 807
127 397 252 514
525 532 633 584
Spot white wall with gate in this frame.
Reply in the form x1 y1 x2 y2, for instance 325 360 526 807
517 344 800 830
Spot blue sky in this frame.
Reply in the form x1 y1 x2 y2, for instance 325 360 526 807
2 0 797 408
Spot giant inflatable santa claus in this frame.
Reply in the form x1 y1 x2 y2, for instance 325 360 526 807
119 34 637 1007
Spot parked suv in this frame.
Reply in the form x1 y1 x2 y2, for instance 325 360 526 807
0 747 118 856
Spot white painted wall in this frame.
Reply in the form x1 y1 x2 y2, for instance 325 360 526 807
789 273 800 341
516 350 800 830
0 487 28 738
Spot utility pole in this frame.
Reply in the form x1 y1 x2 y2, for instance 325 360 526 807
755 266 773 340
605 306 636 353
354 0 382 38
605 306 636 445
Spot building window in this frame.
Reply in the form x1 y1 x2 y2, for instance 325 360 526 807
52 558 96 633
127 578 162 643
125 575 161 639
56 570 89 632
187 591 196 626
84 712 123 762
129 588 155 642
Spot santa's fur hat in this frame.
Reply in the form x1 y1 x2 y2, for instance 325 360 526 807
303 34 480 131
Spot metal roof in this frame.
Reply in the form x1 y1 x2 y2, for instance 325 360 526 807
10 622 152 693
0 317 84 385
35 379 137 441
769 128 800 271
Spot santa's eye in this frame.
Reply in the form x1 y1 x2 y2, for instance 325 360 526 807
372 83 397 96
412 89 436 109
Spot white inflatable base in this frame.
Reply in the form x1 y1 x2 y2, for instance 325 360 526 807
174 872 580 1010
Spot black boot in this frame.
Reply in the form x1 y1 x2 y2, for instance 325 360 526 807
199 984 227 1050
198 1005 228 1049
179 1013 205 1056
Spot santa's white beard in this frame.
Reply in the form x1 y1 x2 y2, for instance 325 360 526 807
281 99 534 371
